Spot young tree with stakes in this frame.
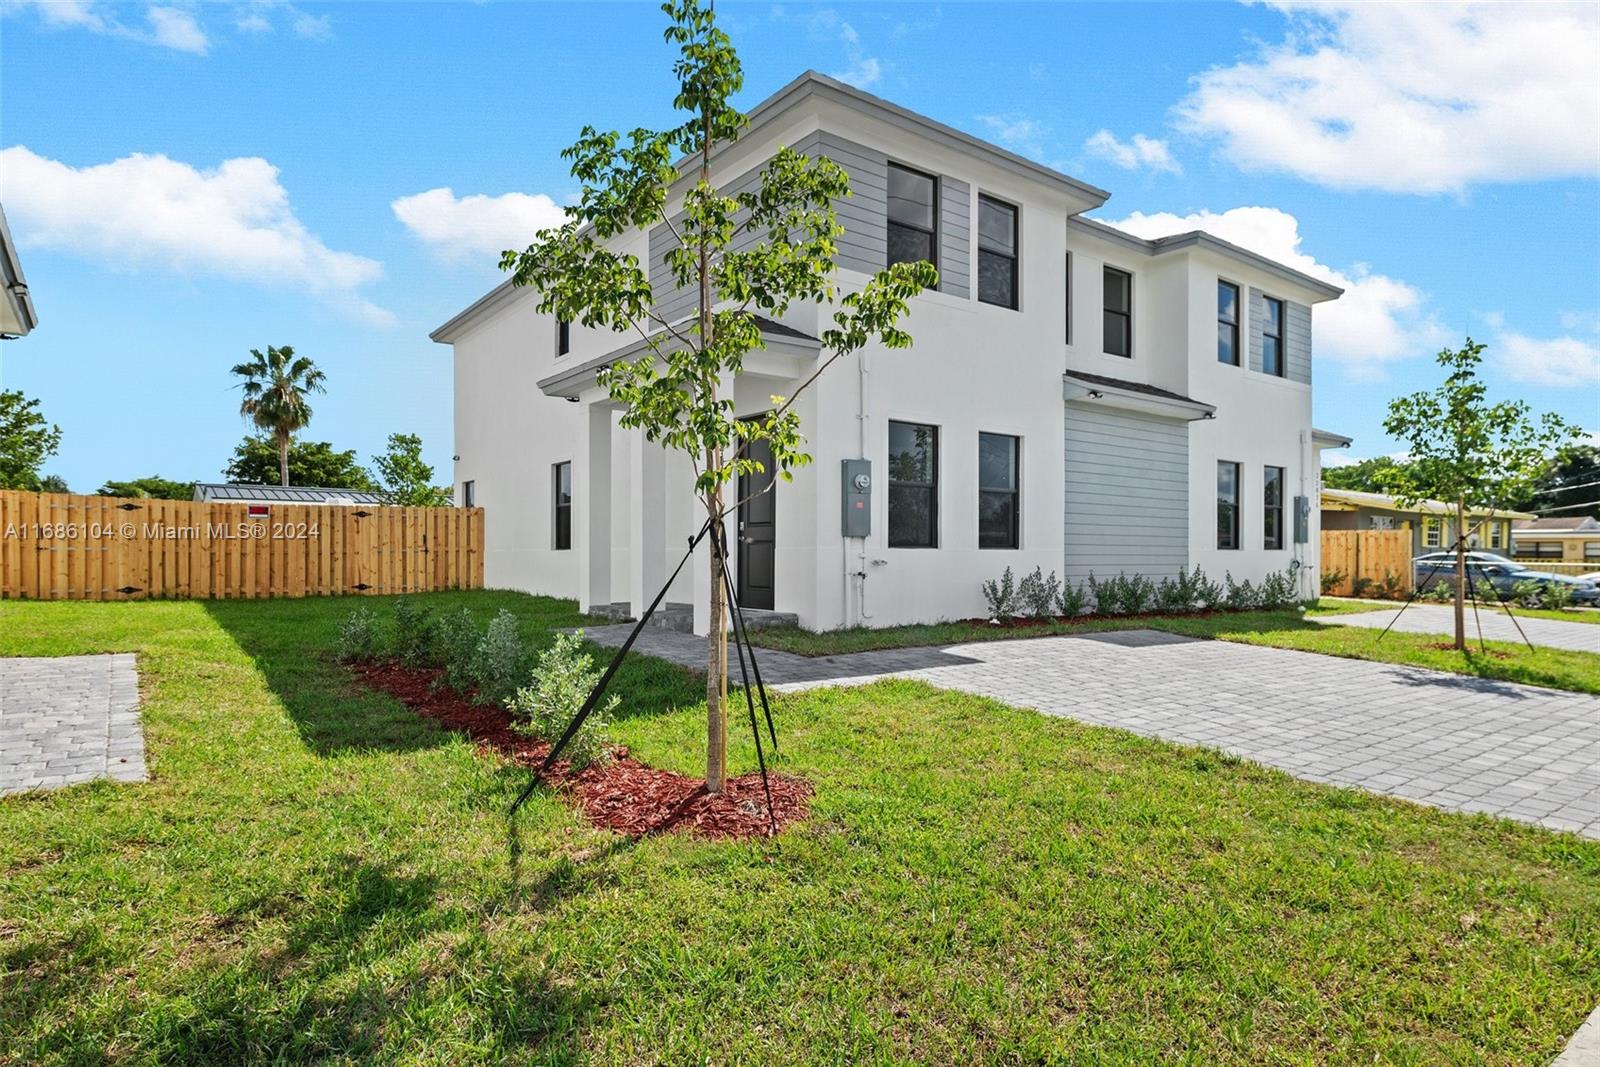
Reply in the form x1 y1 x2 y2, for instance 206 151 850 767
1381 338 1575 650
502 0 935 793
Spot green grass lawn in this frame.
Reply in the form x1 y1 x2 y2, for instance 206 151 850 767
1311 596 1600 625
3 592 1599 1064
745 605 1600 695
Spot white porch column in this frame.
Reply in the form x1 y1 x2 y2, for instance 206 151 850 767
579 404 613 615
630 431 669 615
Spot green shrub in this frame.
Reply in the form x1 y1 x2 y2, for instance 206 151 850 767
1093 572 1154 615
472 609 526 707
391 598 438 668
335 606 382 662
1514 580 1575 611
507 631 616 769
981 567 1016 620
1223 573 1260 611
1320 569 1346 595
1017 567 1061 619
1350 576 1375 599
1154 575 1189 613
1057 578 1091 617
1259 569 1298 609
435 608 482 693
1376 570 1406 601
1190 567 1224 610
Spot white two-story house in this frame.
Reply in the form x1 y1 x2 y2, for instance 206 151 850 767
433 72 1348 633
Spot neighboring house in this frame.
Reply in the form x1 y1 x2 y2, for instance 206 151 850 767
0 203 38 339
193 483 389 507
1320 488 1532 557
435 71 1347 633
1511 516 1600 564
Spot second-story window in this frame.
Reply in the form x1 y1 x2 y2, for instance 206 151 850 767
1217 280 1240 366
557 318 570 356
977 195 1018 309
1063 251 1072 344
886 163 938 273
1263 296 1285 376
1103 266 1132 357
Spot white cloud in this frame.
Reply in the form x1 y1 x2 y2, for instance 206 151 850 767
3 1 210 52
289 9 329 40
1084 130 1182 175
145 6 207 53
803 9 881 89
391 187 567 264
0 145 392 325
1177 1 1600 194
1104 205 1448 378
976 115 1049 160
1488 324 1600 388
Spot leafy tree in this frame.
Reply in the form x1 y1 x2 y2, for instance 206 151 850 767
374 433 452 506
1323 455 1410 493
1511 443 1600 520
502 0 935 792
98 476 196 500
224 436 377 491
1382 338 1575 649
39 474 69 494
0 389 62 491
230 344 327 486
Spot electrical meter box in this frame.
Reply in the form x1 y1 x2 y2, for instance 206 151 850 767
1293 495 1310 544
842 459 872 538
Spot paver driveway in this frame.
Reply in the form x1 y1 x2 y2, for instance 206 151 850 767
0 654 145 797
583 625 1600 838
1318 603 1600 654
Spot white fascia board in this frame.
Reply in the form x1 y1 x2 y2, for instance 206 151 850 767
1062 377 1216 422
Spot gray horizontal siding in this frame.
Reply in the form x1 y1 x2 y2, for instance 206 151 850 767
1248 287 1266 375
795 130 886 278
1248 287 1311 383
1064 405 1190 582
938 177 970 297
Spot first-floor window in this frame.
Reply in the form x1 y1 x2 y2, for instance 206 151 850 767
1524 541 1563 559
1263 465 1285 549
1585 542 1600 560
1217 460 1241 550
1422 516 1442 548
1488 522 1504 550
461 480 475 508
978 432 1020 549
553 462 572 550
888 420 938 548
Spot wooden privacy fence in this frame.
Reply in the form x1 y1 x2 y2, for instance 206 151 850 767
1 490 483 600
1320 529 1414 597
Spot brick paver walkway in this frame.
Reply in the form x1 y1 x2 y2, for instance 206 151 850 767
580 625 1600 838
0 654 145 796
1319 604 1600 654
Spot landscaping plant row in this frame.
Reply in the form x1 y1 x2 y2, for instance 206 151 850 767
981 565 1305 622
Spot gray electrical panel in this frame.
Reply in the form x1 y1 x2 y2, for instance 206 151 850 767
1293 495 1310 544
842 459 872 537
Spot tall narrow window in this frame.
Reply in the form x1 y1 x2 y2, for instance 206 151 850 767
1103 266 1132 357
1422 516 1442 548
553 461 572 550
1262 296 1285 376
888 420 938 548
461 480 475 508
557 318 571 356
1217 461 1240 550
977 195 1018 309
1063 252 1072 344
1488 522 1504 550
1263 465 1285 550
886 163 937 272
1217 280 1240 366
978 432 1020 549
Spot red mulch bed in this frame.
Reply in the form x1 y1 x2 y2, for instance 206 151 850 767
351 661 811 841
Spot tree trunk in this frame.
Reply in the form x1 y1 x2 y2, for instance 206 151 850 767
1453 496 1467 651
698 102 728 794
277 431 290 487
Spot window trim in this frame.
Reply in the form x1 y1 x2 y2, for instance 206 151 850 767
885 161 939 277
887 419 940 549
552 461 572 551
976 193 1019 310
1063 251 1072 345
978 431 1021 550
1488 522 1504 550
1103 265 1133 358
1217 460 1241 550
1422 516 1443 549
1217 279 1241 367
1262 295 1286 377
1263 464 1286 550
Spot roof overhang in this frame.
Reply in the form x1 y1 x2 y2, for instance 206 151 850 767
1312 428 1353 449
1319 488 1534 520
1062 373 1215 422
1070 216 1344 303
537 325 822 399
0 204 38 338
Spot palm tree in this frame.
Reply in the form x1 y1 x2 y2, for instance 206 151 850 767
230 345 327 487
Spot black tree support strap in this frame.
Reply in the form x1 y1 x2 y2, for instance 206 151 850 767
509 517 713 815
1375 533 1535 651
714 526 777 833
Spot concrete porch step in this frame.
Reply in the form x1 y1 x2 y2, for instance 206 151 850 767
736 608 799 631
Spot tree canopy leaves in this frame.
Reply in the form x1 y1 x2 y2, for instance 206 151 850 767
0 389 62 492
224 436 376 491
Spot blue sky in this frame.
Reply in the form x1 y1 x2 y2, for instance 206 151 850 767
2 0 1596 492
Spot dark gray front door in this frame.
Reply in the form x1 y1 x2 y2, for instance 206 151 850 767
737 434 776 610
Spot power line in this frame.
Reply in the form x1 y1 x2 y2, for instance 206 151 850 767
1532 477 1600 496
1534 499 1600 515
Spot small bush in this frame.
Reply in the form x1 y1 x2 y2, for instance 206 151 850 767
1514 580 1574 611
1350 576 1374 599
1189 567 1223 610
1320 569 1346 595
1058 578 1091 617
1259 568 1298 610
1376 570 1406 601
1017 567 1061 619
1223 573 1260 611
507 631 616 769
472 609 526 707
335 606 381 662
1421 582 1454 603
391 598 438 668
1095 572 1154 615
435 608 482 693
981 567 1016 620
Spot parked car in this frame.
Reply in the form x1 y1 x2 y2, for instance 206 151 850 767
1413 552 1600 606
